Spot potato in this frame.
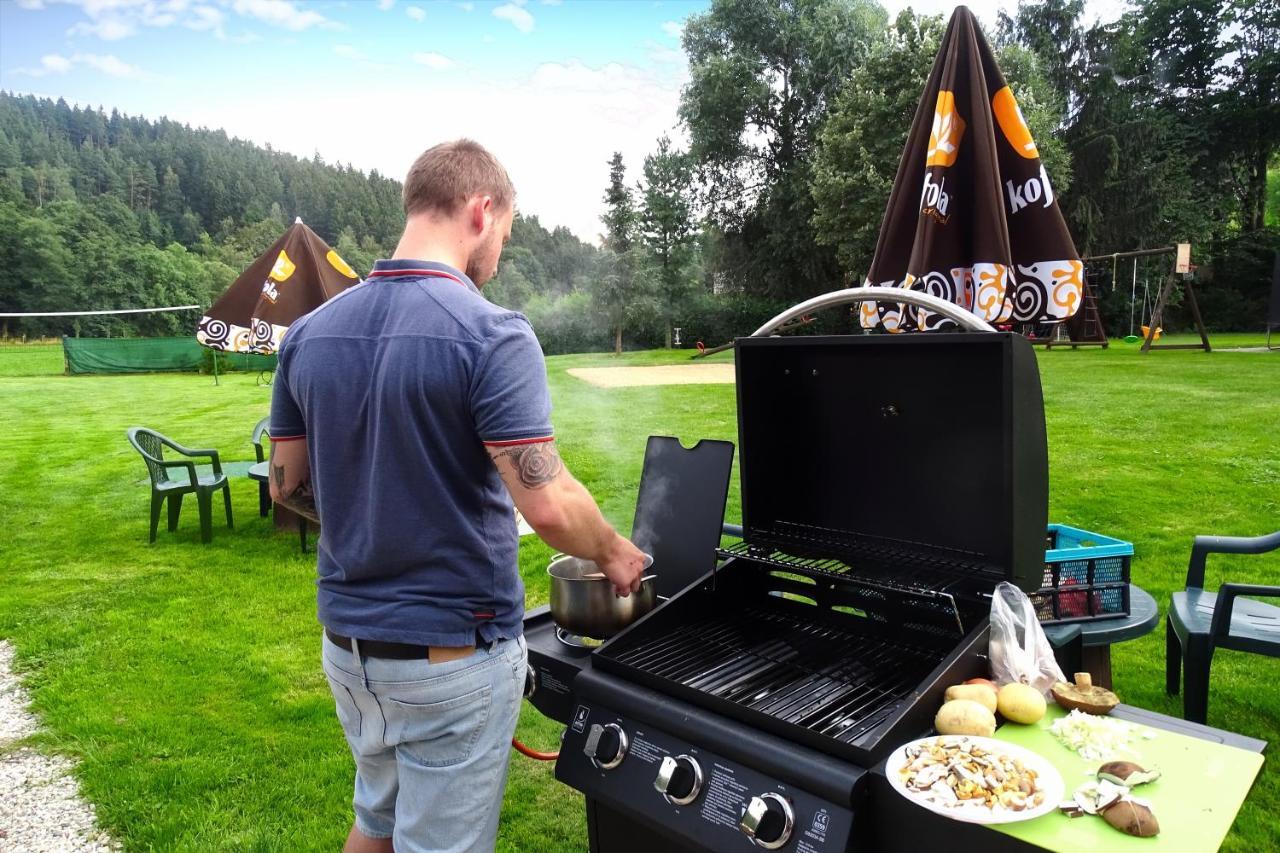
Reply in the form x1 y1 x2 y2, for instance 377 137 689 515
934 699 997 736
964 677 999 691
944 683 998 712
997 682 1047 724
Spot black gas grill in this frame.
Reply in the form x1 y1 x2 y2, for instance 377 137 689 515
527 332 1050 852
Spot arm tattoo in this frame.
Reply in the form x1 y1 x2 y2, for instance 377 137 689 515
494 442 564 490
271 460 320 523
282 481 320 524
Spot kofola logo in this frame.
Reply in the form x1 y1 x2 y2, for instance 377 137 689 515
992 86 1039 160
926 91 966 167
994 85 1056 215
920 172 951 220
921 91 964 222
1006 163 1056 214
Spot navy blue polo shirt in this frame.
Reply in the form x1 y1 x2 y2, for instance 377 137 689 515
269 259 552 646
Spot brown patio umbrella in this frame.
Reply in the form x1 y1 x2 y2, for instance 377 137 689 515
196 218 360 354
859 6 1081 332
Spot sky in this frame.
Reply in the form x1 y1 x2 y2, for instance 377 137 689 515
0 0 1131 244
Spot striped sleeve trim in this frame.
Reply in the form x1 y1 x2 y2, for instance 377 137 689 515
482 435 554 447
268 434 307 443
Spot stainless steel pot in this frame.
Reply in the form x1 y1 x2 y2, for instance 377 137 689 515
548 554 657 639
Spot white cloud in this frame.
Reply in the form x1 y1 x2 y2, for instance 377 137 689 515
16 0 46 8
16 52 142 78
456 1 473 10
646 41 684 66
492 2 533 33
77 53 143 77
48 0 320 41
187 5 224 35
411 51 455 70
661 20 682 39
38 54 74 74
334 44 365 61
67 17 137 40
376 0 395 9
405 5 425 21
231 0 338 32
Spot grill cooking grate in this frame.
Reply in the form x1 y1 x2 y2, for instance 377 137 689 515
719 521 1004 593
608 606 943 744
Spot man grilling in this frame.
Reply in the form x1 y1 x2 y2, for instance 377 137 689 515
268 139 647 853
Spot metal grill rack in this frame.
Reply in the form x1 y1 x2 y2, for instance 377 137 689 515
726 521 1004 591
607 606 942 746
715 522 1003 635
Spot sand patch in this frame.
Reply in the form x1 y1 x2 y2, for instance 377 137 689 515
566 364 735 388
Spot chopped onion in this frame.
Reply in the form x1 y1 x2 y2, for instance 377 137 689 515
1048 711 1155 760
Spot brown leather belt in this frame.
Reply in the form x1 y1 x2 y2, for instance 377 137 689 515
325 628 475 663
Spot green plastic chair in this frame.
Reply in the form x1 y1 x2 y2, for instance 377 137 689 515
1166 531 1280 724
126 427 234 543
251 417 271 517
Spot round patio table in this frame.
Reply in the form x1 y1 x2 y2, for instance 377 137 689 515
248 461 312 553
1042 584 1159 689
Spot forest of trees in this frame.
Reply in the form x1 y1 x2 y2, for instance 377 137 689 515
0 0 1276 350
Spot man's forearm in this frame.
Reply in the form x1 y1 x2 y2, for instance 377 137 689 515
491 443 617 559
535 477 623 564
270 456 320 524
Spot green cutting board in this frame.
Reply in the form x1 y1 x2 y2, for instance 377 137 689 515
992 706 1264 851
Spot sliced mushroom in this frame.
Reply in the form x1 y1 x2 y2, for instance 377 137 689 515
1097 761 1162 787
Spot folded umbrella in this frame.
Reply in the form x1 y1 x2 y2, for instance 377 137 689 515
860 5 1081 332
196 218 360 354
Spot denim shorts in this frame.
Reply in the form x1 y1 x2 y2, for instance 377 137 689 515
322 632 527 853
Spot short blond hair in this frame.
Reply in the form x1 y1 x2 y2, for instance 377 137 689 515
402 139 514 217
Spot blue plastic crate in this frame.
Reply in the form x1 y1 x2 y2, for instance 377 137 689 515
1031 524 1134 624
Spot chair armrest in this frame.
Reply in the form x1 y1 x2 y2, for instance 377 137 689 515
161 437 223 475
160 459 198 487
1186 531 1280 588
722 522 744 539
1208 583 1280 644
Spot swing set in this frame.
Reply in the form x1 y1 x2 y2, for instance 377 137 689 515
1079 243 1211 353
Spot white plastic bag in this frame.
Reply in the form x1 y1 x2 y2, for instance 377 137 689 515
989 582 1066 695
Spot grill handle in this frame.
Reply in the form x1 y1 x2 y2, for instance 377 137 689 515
751 286 997 337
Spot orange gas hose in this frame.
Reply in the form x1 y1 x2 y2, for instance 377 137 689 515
511 737 559 761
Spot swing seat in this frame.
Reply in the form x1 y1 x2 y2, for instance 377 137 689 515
1123 335 1141 343
1141 325 1163 341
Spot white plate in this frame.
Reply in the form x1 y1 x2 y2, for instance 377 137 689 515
885 735 1065 825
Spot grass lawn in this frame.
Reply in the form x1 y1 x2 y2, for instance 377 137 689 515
0 338 1277 851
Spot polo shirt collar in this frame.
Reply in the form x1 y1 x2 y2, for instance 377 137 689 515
368 259 479 295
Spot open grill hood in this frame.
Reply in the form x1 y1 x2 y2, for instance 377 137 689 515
734 332 1048 596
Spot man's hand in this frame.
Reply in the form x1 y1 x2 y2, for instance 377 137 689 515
268 437 320 525
595 534 648 597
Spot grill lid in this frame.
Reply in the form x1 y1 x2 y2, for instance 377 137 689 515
734 332 1047 593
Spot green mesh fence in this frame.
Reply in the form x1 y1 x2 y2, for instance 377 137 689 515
47 337 278 376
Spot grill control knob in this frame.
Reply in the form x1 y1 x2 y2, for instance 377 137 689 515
739 792 795 849
583 723 628 770
654 754 704 806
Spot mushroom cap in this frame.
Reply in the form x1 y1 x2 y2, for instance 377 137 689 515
1051 680 1120 715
